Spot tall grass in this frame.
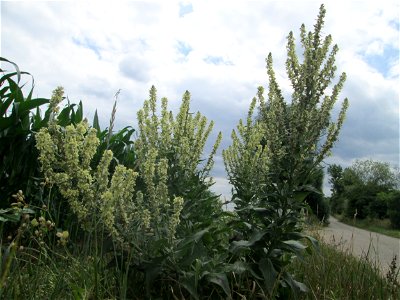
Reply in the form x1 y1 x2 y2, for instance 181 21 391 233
289 228 400 300
337 215 400 239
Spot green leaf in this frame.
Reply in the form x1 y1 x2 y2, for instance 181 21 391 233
18 98 49 114
57 106 73 127
180 276 199 300
230 230 267 253
283 240 307 251
293 191 309 202
0 213 21 223
282 271 308 293
227 261 262 280
74 100 83 123
93 110 101 133
21 207 35 214
32 106 43 130
259 258 278 293
0 116 14 131
0 96 13 117
206 273 231 298
8 79 24 103
0 57 22 82
179 227 210 247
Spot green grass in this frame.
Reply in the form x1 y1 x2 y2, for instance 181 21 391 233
336 215 400 239
2 223 398 300
289 231 400 299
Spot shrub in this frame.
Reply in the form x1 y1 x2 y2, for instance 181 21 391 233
386 191 400 229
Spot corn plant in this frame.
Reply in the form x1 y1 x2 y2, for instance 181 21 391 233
0 57 49 204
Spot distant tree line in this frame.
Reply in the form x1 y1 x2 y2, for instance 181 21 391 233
328 159 400 228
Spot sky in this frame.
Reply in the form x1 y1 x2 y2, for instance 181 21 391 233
1 0 399 198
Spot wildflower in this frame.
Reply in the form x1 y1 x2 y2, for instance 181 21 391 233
56 230 69 246
168 197 184 240
49 86 64 115
141 209 151 229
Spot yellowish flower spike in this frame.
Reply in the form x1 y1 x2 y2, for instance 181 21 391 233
223 95 270 202
224 4 348 207
35 88 138 242
37 85 221 246
134 85 222 240
136 86 221 181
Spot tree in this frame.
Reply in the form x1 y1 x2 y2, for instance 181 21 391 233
328 164 344 196
349 159 397 189
385 190 400 229
346 160 398 219
329 159 399 220
304 167 330 222
327 164 345 214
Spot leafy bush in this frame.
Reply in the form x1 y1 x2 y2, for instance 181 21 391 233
386 191 400 229
344 184 382 219
329 160 399 221
304 167 330 223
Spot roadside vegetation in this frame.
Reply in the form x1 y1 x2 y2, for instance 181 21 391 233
327 159 400 237
1 5 398 299
336 216 400 239
291 228 400 299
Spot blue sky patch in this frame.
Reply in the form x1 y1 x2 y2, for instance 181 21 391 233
363 45 399 77
177 41 192 56
204 56 233 66
72 37 101 59
389 19 399 31
179 2 193 17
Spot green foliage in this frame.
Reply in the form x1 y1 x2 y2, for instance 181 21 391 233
223 4 347 296
385 190 400 229
304 168 330 223
290 235 400 299
345 183 384 219
350 159 398 189
6 5 392 298
328 159 399 227
327 164 345 214
135 86 223 236
0 57 49 204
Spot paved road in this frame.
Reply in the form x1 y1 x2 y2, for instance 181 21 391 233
319 217 400 275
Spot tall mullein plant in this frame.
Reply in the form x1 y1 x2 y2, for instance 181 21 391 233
225 4 348 207
136 86 222 181
264 4 349 190
135 86 222 233
223 5 348 296
222 87 271 209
